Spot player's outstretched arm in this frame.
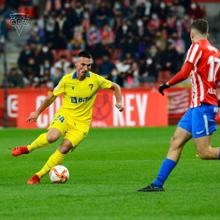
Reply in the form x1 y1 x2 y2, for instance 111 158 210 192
26 92 57 123
158 62 194 96
110 82 124 112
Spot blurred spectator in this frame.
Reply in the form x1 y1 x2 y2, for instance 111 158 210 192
67 25 85 51
188 3 206 19
45 0 62 13
39 58 52 87
3 68 24 88
18 44 39 78
39 59 52 86
160 39 180 73
165 15 178 36
119 31 139 59
38 45 54 66
63 1 84 34
0 2 9 41
86 24 101 47
139 57 158 83
114 53 139 87
6 0 20 9
27 21 45 44
99 55 116 78
123 53 139 88
52 55 70 75
0 15 7 41
44 13 57 42
172 32 186 60
14 0 207 88
93 2 113 28
100 24 115 47
114 58 130 86
148 13 161 31
51 67 63 87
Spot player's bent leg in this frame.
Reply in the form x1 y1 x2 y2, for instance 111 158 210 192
27 150 65 185
46 128 62 143
27 128 61 152
12 129 62 157
27 139 74 185
153 127 191 186
194 136 220 160
138 127 192 192
167 127 192 161
58 139 76 154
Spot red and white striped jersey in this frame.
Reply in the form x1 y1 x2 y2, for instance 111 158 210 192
185 39 220 107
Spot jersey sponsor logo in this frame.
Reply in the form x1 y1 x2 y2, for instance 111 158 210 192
71 96 92 103
207 88 216 95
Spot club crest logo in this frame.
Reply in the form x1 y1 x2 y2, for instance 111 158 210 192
9 12 30 36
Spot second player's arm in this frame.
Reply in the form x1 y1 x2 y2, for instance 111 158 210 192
27 92 57 122
110 82 124 112
159 62 194 95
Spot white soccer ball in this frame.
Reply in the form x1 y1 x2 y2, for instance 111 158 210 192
49 165 69 183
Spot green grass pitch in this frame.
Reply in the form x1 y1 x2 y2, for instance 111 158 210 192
1 127 220 220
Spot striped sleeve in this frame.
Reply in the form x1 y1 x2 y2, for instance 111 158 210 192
185 43 202 65
167 62 194 86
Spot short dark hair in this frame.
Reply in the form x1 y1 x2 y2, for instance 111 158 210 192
77 51 92 59
191 19 209 34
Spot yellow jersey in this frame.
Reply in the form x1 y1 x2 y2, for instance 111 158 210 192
53 71 112 122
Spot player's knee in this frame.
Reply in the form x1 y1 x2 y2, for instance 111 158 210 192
170 135 180 148
59 139 75 154
197 149 210 160
59 145 73 154
47 134 59 143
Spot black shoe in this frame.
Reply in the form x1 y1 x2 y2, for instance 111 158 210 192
137 183 164 192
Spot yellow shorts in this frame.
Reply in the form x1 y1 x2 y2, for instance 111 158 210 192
48 109 90 147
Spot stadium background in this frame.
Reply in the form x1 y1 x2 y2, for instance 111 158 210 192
0 0 220 128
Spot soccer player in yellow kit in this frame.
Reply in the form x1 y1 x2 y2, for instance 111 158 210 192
12 51 124 184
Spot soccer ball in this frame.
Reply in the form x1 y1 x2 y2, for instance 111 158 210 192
49 165 69 183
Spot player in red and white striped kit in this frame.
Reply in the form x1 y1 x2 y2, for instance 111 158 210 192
138 19 220 192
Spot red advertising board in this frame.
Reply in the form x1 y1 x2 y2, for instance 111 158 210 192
0 88 48 126
92 89 168 127
167 88 191 124
1 88 220 128
15 88 168 128
17 90 60 128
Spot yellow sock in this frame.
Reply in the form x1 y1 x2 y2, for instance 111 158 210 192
27 133 49 152
36 149 65 177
